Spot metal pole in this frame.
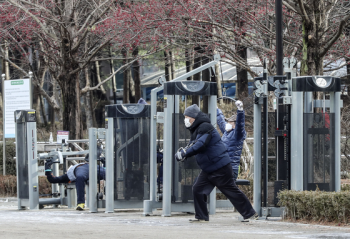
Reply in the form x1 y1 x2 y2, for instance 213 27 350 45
253 103 262 216
291 87 303 190
275 0 283 75
263 97 268 207
334 92 341 191
105 118 114 213
89 128 98 212
162 95 174 216
2 74 6 175
150 89 157 201
27 119 38 210
208 95 217 215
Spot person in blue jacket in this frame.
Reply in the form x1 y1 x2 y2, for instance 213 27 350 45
175 104 257 223
217 100 246 181
45 154 105 211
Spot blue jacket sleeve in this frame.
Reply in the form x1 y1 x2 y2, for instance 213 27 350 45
216 108 226 134
185 133 212 158
233 110 246 141
46 173 70 184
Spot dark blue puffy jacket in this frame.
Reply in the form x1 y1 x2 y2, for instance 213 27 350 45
217 108 246 171
184 112 231 173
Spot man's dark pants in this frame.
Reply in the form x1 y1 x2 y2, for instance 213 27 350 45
75 164 105 204
193 163 255 221
47 164 105 204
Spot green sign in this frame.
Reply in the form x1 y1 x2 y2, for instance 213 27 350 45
11 80 24 85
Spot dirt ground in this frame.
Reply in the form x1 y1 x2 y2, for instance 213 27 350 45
1 198 350 239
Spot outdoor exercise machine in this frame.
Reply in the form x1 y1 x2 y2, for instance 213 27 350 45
103 104 151 213
14 109 96 210
253 58 342 218
143 54 236 216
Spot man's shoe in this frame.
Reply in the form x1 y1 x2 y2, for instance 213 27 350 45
242 213 258 222
76 203 85 211
189 219 208 223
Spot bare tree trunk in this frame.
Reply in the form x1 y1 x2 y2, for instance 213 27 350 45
129 69 135 103
215 63 223 105
39 94 47 125
39 70 48 125
132 46 141 101
185 48 193 81
192 55 201 106
122 48 130 103
236 46 248 99
164 50 172 81
5 41 9 80
84 66 93 129
170 49 176 80
95 61 107 96
75 74 82 139
202 56 210 113
347 58 350 83
109 47 117 104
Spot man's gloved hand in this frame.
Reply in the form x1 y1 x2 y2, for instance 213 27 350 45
235 100 243 111
45 159 53 175
225 123 233 132
99 157 106 167
174 148 186 162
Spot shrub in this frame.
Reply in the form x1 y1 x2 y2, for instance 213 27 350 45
278 189 350 223
0 140 17 175
0 175 52 197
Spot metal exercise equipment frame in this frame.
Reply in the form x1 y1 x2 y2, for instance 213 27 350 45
104 104 151 213
143 54 231 217
15 109 38 210
88 128 106 212
15 109 95 210
253 58 342 219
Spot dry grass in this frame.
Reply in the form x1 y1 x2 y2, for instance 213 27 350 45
0 175 52 197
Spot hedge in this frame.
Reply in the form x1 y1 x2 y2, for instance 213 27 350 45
278 185 350 223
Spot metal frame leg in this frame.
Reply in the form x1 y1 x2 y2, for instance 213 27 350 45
89 128 98 212
291 91 303 190
208 95 217 215
253 103 262 216
162 95 174 217
105 118 115 213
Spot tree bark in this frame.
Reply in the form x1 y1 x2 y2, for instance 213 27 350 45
109 47 117 104
202 56 210 113
129 69 135 103
164 50 172 81
236 46 248 99
132 46 141 101
95 61 107 96
5 41 10 80
192 55 201 106
215 63 223 105
60 72 81 139
170 49 176 80
185 48 193 81
84 66 93 129
122 48 130 103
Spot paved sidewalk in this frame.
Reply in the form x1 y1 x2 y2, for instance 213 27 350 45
1 199 350 239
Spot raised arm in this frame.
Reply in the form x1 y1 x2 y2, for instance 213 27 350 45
217 108 226 134
233 110 246 141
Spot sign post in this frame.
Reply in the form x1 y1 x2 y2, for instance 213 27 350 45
2 72 32 175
